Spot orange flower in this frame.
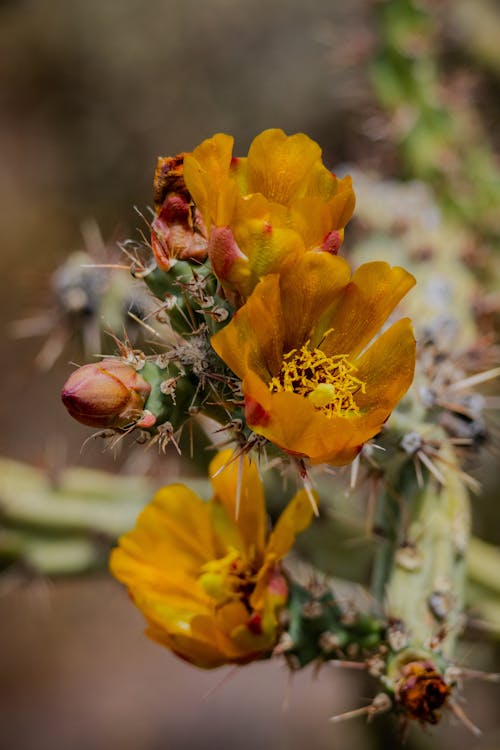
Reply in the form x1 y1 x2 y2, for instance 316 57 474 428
211 253 416 465
183 129 355 302
110 450 313 668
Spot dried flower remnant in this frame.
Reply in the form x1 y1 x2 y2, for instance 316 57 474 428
212 252 416 465
110 450 314 668
151 153 208 271
183 128 355 302
395 660 451 725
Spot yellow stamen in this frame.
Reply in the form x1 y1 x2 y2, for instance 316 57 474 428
269 344 366 417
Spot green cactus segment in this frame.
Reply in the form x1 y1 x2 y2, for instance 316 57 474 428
372 0 500 240
138 260 230 335
139 360 195 431
380 439 470 660
284 580 384 669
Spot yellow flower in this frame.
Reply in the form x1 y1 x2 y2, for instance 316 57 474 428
211 252 416 466
110 450 313 668
183 129 355 302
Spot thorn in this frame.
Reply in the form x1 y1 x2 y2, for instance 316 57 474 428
417 449 447 485
127 311 162 338
301 472 319 517
448 367 500 392
457 668 500 683
449 700 482 736
330 693 391 723
202 666 239 701
235 453 243 521
80 263 131 270
350 454 360 490
413 454 424 488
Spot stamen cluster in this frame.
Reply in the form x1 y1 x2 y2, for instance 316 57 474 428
269 344 366 417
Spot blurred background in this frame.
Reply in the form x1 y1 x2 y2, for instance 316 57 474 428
1 0 499 747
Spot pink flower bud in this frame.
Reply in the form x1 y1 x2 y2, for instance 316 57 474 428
208 226 247 281
61 359 151 429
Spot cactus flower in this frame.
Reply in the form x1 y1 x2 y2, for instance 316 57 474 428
61 359 151 429
110 450 314 668
211 252 416 465
183 129 355 302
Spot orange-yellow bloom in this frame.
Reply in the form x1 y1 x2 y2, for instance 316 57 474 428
211 253 416 466
183 129 355 302
110 450 313 668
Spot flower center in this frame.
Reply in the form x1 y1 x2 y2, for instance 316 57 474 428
198 548 256 606
269 344 366 417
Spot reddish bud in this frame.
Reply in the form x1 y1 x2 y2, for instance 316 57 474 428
208 226 247 282
267 569 288 599
61 359 151 429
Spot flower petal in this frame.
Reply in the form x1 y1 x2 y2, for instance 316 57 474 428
266 489 315 559
243 370 389 466
288 197 337 249
232 219 305 298
354 317 416 410
211 273 284 380
146 620 230 668
247 129 323 204
183 133 236 227
113 484 216 578
328 175 356 228
320 262 416 358
209 450 267 561
278 251 352 352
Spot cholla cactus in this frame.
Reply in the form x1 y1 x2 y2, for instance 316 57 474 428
59 129 498 736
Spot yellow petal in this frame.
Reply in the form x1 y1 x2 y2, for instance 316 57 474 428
320 262 416 358
288 197 336 249
328 175 356 228
354 317 416 410
209 449 267 560
303 161 340 200
246 129 323 204
278 251 352 351
146 612 237 668
113 484 216 578
110 548 210 610
266 489 315 559
211 273 284 380
146 621 229 668
183 133 236 226
232 218 305 297
243 370 388 466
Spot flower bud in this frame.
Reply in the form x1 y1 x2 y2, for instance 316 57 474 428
208 226 248 282
61 359 151 429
